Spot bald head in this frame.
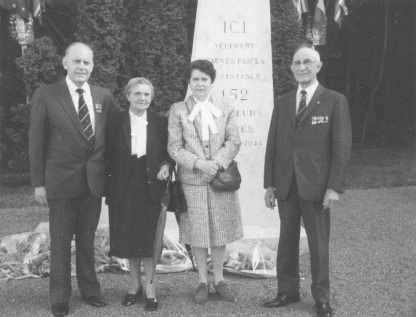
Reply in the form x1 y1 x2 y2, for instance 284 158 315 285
65 42 93 57
294 46 321 62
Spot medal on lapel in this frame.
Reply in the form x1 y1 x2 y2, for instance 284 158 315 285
94 103 102 113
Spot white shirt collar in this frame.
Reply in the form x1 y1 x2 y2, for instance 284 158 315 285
66 76 91 96
296 80 319 98
129 110 147 122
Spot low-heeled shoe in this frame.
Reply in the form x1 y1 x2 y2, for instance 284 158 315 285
213 280 236 302
263 292 301 308
122 286 143 306
51 302 69 317
194 282 210 304
82 294 107 307
144 294 159 311
316 302 333 317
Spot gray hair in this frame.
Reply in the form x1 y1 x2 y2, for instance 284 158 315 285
124 77 155 99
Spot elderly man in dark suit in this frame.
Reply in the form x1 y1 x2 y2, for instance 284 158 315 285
29 42 118 316
263 46 352 317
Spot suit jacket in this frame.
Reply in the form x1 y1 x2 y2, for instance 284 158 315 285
168 95 241 185
29 79 118 199
264 84 352 201
105 109 174 204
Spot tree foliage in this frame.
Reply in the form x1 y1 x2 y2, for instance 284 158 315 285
271 0 304 97
122 1 190 114
15 36 63 98
75 3 128 102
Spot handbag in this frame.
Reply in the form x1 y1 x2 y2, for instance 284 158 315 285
211 160 241 192
167 169 187 213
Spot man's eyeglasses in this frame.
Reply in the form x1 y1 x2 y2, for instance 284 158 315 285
291 60 319 68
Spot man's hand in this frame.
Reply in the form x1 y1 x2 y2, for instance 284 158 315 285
34 186 48 207
264 186 276 209
323 188 339 209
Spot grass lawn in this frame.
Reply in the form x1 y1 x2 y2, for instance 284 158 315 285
0 147 415 316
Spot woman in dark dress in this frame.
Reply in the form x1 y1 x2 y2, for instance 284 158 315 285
105 77 174 311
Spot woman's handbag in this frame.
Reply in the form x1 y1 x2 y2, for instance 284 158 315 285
211 160 241 192
167 170 187 213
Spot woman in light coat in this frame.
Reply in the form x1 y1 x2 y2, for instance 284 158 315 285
168 60 243 304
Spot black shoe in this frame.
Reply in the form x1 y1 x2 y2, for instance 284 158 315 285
82 294 107 307
144 294 159 311
51 302 69 317
263 293 301 308
121 286 143 306
316 302 333 317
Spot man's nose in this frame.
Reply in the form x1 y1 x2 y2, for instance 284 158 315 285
298 63 307 70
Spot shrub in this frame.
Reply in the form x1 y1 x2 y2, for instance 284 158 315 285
271 0 305 97
123 1 190 114
15 36 63 98
75 3 128 104
4 103 30 172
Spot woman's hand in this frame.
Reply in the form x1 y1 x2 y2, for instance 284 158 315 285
157 164 170 180
195 159 220 178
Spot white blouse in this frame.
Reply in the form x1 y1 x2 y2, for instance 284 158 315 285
130 110 147 158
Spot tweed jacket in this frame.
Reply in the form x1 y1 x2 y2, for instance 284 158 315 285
168 95 241 185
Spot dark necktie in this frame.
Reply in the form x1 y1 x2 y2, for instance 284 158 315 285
76 88 95 147
296 90 307 127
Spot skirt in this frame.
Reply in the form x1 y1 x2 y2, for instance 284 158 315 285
177 183 244 248
108 155 160 259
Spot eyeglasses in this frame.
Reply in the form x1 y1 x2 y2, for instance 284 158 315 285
291 60 319 68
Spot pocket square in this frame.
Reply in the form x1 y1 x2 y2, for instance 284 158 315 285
312 116 328 125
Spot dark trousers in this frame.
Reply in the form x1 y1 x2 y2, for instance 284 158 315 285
276 175 330 303
48 192 102 304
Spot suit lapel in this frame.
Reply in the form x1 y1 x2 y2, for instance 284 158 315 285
56 80 86 138
146 111 156 155
287 90 297 127
186 96 204 141
298 84 325 125
120 110 132 153
90 85 103 142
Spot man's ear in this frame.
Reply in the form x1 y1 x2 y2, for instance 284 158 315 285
316 61 323 73
62 57 68 70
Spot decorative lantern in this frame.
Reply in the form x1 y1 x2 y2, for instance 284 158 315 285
9 14 33 50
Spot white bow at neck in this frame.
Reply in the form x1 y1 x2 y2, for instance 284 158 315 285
188 96 222 141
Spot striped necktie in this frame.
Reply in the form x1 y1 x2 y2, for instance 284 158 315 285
296 90 307 127
76 88 95 147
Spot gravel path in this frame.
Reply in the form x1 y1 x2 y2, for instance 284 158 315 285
1 187 415 317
